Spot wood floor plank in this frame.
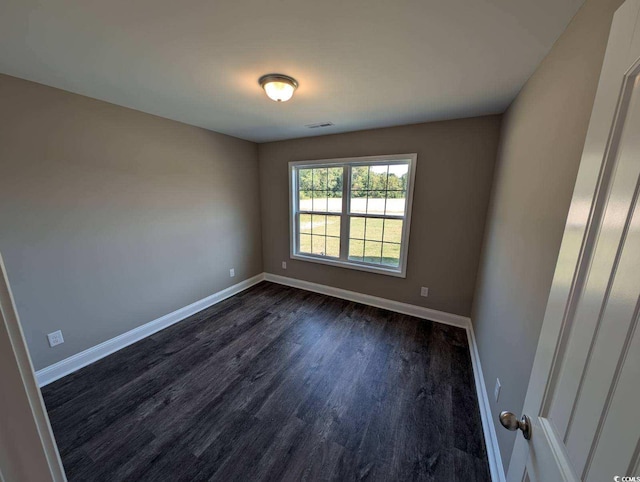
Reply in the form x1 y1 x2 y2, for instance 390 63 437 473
41 281 490 481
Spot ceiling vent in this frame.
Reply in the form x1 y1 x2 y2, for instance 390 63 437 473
305 122 334 129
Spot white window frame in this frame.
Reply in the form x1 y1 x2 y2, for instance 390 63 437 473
288 153 417 278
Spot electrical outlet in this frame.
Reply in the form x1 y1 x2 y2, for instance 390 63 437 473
229 268 235 278
494 378 502 402
420 287 429 297
282 261 287 269
47 330 64 348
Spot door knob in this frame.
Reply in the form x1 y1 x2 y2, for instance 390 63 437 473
499 411 532 440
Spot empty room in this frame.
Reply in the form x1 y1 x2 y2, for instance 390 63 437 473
1 0 639 480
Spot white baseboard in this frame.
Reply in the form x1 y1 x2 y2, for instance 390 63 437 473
263 273 470 329
264 272 505 482
467 323 506 482
35 273 265 387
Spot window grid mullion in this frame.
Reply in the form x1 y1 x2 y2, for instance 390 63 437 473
339 165 350 261
296 212 300 254
324 213 328 256
380 218 386 261
342 213 405 220
383 166 390 216
295 169 300 254
362 166 370 262
299 211 346 215
380 167 390 261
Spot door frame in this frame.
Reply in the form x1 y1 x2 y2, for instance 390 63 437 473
508 0 640 479
0 252 67 481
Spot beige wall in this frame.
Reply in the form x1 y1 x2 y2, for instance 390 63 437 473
0 74 263 370
471 0 623 471
259 116 502 316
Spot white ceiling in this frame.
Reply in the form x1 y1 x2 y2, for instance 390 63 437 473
0 0 584 142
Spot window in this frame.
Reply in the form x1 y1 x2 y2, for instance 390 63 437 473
289 154 417 277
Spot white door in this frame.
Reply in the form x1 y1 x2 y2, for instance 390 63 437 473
504 1 640 480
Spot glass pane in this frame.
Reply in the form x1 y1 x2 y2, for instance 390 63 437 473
368 165 389 190
350 217 365 239
326 237 340 257
327 167 343 193
364 218 383 241
299 234 312 253
385 191 406 215
312 191 328 212
350 191 367 214
348 239 364 261
299 214 312 234
326 215 341 237
299 169 313 191
367 191 386 215
311 235 326 255
327 195 342 213
388 164 409 191
351 166 369 190
382 243 401 267
383 219 403 243
312 168 328 190
311 214 326 235
299 190 313 211
363 240 382 264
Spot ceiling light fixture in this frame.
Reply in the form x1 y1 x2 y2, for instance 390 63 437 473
258 74 298 102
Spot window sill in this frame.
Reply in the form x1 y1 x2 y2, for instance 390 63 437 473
290 253 406 278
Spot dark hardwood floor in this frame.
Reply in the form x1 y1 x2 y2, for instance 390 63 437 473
42 281 490 481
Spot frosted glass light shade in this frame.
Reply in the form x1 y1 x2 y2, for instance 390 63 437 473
259 74 298 102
